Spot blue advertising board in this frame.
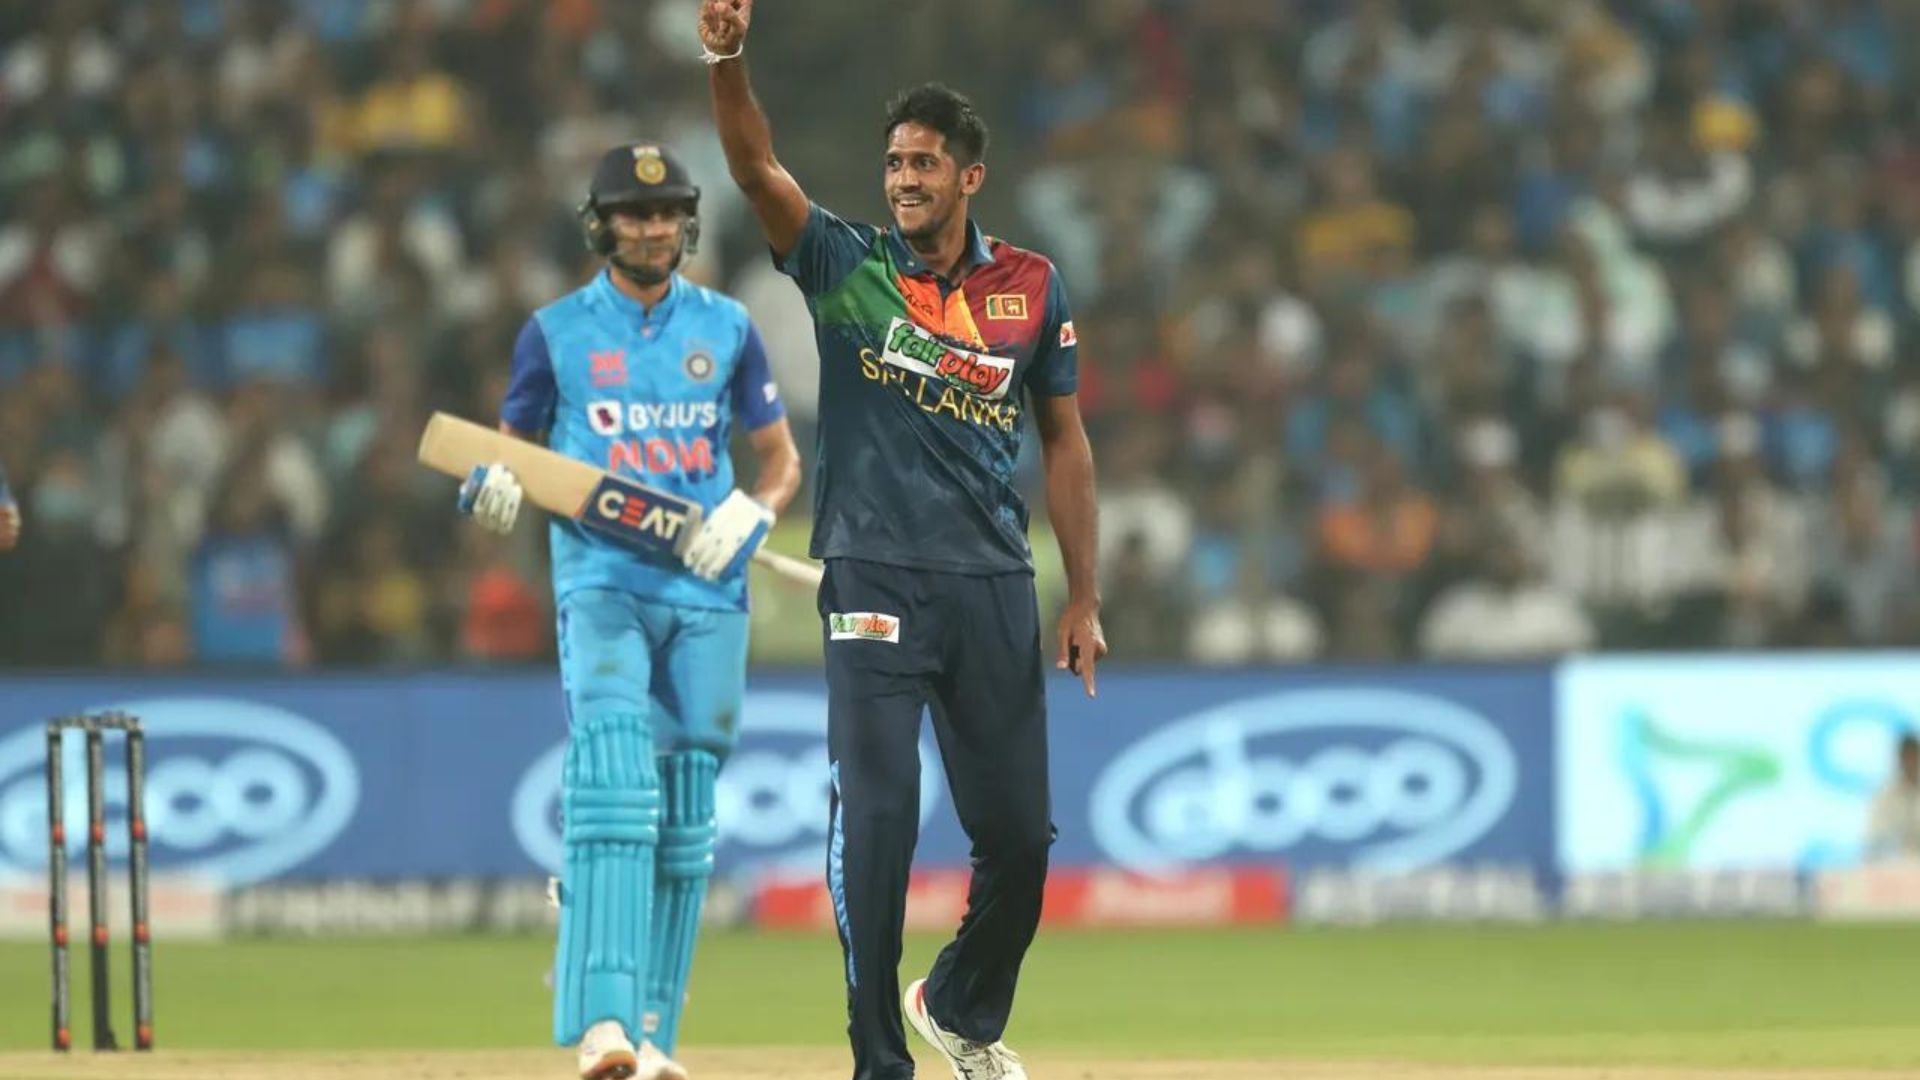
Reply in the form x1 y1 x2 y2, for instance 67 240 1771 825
0 667 1557 887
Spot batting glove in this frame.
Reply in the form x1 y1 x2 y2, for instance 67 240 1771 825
681 489 773 581
457 462 523 535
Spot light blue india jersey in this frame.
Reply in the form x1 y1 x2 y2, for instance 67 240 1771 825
501 270 786 611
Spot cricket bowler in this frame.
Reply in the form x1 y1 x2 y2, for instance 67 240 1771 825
700 3 1107 1078
458 142 802 1080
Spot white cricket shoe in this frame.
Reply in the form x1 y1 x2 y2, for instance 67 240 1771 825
635 1040 690 1080
903 978 1028 1080
577 1019 638 1080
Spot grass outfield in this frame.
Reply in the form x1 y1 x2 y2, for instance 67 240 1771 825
0 923 1915 1070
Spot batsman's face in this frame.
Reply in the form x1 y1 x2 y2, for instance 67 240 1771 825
609 203 691 280
884 123 981 241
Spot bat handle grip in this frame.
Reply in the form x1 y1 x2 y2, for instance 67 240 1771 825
752 549 824 589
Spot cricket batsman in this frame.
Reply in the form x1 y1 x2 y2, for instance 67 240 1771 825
700 4 1106 1078
458 142 802 1080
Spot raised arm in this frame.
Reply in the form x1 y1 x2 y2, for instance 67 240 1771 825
700 0 810 258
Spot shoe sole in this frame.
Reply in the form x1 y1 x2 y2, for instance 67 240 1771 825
583 1051 638 1080
902 980 967 1080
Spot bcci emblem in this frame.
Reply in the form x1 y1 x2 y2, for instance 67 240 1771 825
633 146 667 185
683 351 715 382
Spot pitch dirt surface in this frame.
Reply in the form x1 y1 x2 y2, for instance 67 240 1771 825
0 1050 1907 1080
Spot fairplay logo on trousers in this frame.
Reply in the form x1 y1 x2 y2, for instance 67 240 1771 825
0 698 359 886
829 612 901 643
512 691 944 877
1090 689 1521 873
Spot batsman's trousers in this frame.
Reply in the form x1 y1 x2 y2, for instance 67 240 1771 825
818 558 1054 1080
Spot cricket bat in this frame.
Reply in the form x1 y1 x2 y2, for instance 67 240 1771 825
417 411 823 589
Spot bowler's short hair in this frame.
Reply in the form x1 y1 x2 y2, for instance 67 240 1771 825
884 84 988 166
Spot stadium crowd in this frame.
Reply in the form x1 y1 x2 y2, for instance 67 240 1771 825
3 0 1920 667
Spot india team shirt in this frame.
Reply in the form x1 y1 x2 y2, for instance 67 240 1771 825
501 270 786 611
777 203 1079 575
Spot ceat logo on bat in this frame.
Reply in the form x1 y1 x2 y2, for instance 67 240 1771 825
580 475 692 555
881 318 1015 401
828 611 901 644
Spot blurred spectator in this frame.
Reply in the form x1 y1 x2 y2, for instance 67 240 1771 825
1865 733 1920 861
3 3 121 108
1556 392 1687 513
1811 444 1917 644
189 462 303 666
1286 338 1420 496
353 33 471 155
0 183 106 326
315 521 431 664
457 528 547 661
326 165 463 327
1419 525 1593 659
1714 213 1796 343
1304 0 1421 97
1188 593 1323 665
1325 577 1402 661
1316 441 1437 584
1436 418 1546 566
1018 130 1215 303
1294 147 1414 292
1623 107 1751 261
1696 437 1813 647
1548 397 1704 646
1556 1 1651 119
219 382 330 544
1096 422 1192 585
1097 531 1187 661
102 559 190 669
732 258 822 423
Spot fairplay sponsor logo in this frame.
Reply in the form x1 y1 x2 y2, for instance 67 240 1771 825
880 319 1016 400
828 612 901 644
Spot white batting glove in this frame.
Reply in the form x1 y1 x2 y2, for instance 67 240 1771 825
681 489 773 581
457 462 523 535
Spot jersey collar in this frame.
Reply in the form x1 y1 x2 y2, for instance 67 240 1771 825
885 218 994 283
593 268 684 334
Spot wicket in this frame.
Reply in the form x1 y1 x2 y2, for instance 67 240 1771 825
46 711 154 1052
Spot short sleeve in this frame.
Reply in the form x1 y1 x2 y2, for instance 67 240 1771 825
501 317 557 434
773 202 877 298
1026 269 1079 397
729 321 788 432
0 459 12 505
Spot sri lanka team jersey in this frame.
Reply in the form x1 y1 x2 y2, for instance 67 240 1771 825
777 203 1078 575
501 270 786 611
